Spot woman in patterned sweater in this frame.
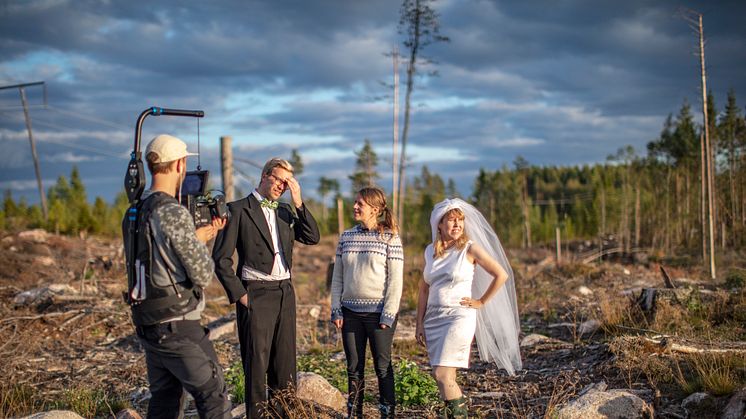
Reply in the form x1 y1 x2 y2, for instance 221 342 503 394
331 187 403 419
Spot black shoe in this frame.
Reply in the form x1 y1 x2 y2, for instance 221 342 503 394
379 403 395 419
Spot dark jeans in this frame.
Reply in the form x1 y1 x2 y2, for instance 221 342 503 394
237 279 297 418
137 320 230 419
341 307 397 414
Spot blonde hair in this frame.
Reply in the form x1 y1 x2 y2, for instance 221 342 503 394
262 158 294 176
433 207 469 259
358 187 398 235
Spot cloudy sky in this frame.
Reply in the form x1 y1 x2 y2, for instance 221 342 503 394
1 0 745 205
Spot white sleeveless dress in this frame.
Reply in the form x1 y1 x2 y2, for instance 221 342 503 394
423 241 477 368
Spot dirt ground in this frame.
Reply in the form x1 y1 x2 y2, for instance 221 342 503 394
0 230 743 418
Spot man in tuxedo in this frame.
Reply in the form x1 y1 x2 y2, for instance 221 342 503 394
212 158 320 418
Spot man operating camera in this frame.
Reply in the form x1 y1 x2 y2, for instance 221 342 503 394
122 134 230 418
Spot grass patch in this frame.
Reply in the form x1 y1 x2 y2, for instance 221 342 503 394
676 353 746 396
57 385 129 418
0 383 46 418
610 337 746 397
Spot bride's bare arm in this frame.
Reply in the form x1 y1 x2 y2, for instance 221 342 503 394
461 243 509 308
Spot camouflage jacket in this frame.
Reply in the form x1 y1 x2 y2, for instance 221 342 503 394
141 190 214 320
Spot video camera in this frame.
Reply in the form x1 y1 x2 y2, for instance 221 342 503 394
180 170 230 227
124 107 231 228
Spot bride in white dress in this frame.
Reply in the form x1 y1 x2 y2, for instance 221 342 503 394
415 198 521 418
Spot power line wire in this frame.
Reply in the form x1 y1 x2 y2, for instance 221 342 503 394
3 119 128 159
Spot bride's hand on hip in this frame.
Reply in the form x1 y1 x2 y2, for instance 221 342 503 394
460 297 483 309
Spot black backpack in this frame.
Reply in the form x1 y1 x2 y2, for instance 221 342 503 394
122 192 201 326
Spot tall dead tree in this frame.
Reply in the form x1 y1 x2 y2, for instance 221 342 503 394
396 0 449 232
392 47 400 220
681 9 716 279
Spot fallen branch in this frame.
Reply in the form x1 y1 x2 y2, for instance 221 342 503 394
0 309 86 323
52 294 98 303
621 335 746 355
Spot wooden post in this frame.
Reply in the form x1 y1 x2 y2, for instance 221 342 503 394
522 175 531 249
600 188 606 236
634 184 641 248
19 87 48 221
220 136 234 202
337 196 344 236
555 226 562 265
599 187 606 257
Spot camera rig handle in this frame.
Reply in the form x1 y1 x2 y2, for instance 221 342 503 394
125 107 204 204
123 107 204 305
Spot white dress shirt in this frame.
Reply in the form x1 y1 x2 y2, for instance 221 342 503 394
241 190 291 281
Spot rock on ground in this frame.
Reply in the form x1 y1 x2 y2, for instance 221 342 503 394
296 371 346 412
579 319 602 335
115 408 143 419
519 333 567 348
18 229 49 243
681 392 717 418
22 411 84 419
556 388 654 419
722 388 746 419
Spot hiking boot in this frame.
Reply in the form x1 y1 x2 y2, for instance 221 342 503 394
442 396 468 419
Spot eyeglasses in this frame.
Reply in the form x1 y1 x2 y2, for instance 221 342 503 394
267 173 289 189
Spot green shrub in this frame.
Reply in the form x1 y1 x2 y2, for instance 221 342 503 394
225 361 245 404
394 360 439 407
725 269 746 289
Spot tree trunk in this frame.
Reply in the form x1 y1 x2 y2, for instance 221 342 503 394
701 133 707 265
396 0 421 229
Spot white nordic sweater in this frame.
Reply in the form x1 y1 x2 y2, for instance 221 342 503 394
330 225 404 327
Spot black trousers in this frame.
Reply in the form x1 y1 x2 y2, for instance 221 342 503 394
341 307 397 413
237 279 297 418
137 320 230 419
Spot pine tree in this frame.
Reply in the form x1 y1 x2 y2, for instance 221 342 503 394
289 149 304 176
349 139 380 193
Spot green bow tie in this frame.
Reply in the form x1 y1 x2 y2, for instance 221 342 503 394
260 198 279 210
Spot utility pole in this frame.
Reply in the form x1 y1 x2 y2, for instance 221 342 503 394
220 136 234 201
392 47 400 219
0 81 48 220
521 174 531 248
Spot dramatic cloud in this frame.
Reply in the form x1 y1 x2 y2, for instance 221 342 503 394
1 0 745 204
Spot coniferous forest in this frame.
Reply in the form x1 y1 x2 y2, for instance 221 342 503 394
2 91 745 266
